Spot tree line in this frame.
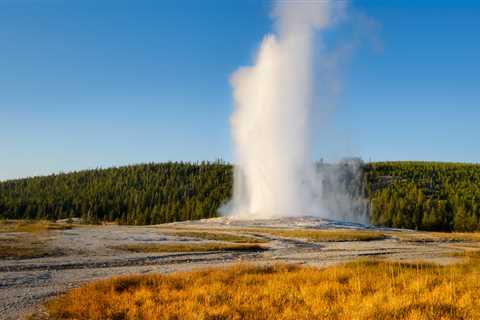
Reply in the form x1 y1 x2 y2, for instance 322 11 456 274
1 161 479 231
365 162 480 232
0 161 231 225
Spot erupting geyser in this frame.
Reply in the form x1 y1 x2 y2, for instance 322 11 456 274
226 1 345 219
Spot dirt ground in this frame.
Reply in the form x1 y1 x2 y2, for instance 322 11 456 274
1 217 477 320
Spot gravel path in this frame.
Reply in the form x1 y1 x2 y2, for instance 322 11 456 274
0 217 473 320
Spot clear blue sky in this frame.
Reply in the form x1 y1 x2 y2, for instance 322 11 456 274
1 0 479 180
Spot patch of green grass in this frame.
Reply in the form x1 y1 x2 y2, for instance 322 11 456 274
111 242 266 253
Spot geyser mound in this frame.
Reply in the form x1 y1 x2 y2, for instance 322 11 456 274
202 215 371 231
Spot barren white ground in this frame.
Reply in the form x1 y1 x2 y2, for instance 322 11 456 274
0 217 475 320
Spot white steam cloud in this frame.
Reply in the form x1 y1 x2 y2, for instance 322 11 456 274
224 1 362 220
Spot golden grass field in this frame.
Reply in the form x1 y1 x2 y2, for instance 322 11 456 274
44 251 480 320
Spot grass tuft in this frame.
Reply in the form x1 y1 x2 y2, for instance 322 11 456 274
0 242 63 260
0 220 70 259
395 231 480 243
0 220 73 233
160 230 267 243
111 243 266 253
245 228 387 242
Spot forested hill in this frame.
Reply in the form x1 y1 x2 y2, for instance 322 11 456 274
0 162 232 225
1 161 479 231
365 162 480 231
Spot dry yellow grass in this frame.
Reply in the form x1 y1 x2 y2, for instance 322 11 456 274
160 227 386 242
159 230 267 243
0 220 73 233
394 231 480 243
0 241 63 259
111 243 266 253
245 228 387 242
45 252 480 320
0 221 70 259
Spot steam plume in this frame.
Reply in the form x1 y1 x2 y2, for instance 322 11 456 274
224 1 348 219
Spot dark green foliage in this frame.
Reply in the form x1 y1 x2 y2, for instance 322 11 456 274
0 161 232 225
1 161 479 231
365 162 480 232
